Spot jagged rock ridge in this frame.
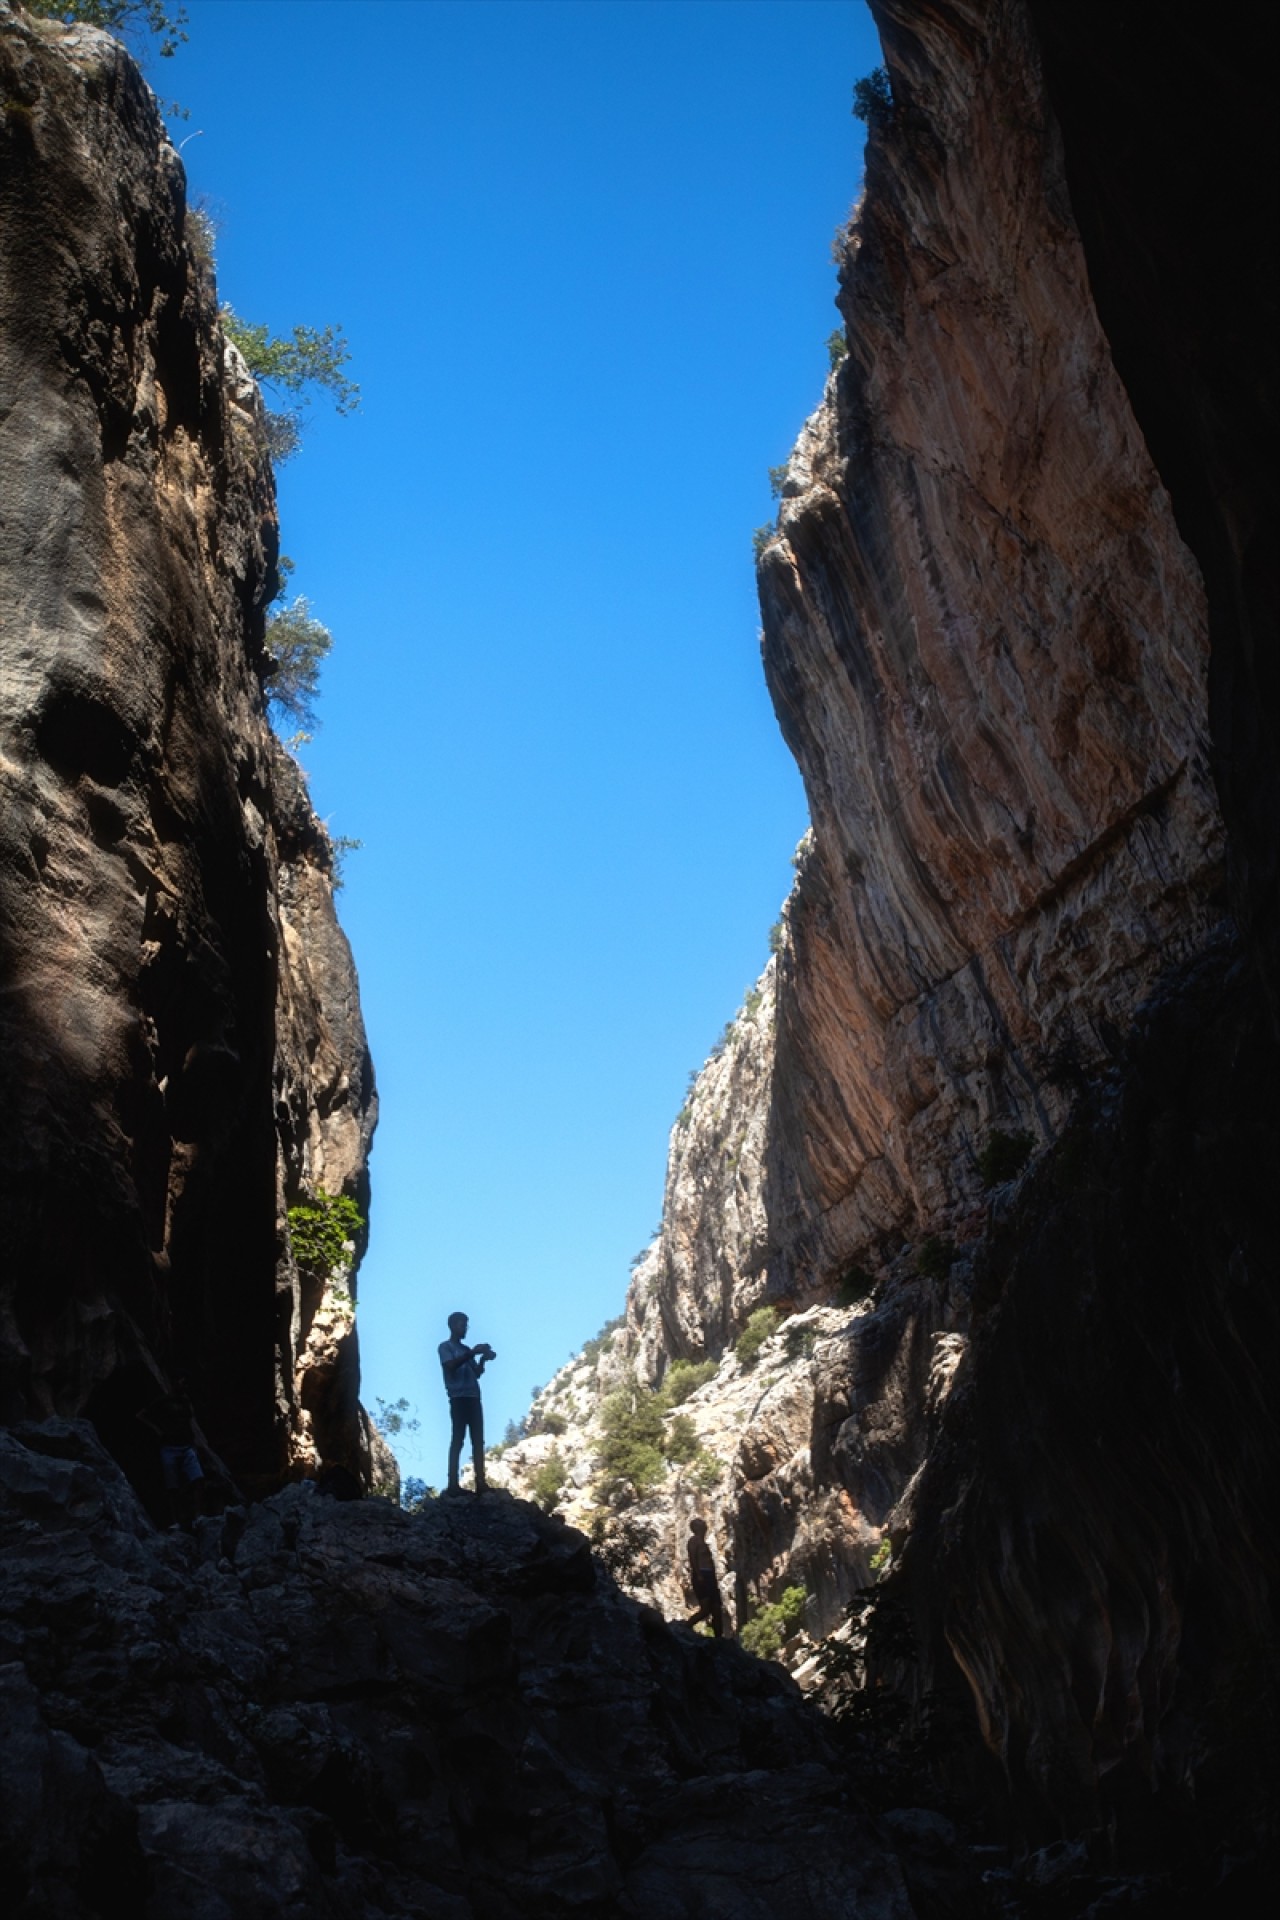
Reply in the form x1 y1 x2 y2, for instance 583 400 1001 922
0 2 376 1496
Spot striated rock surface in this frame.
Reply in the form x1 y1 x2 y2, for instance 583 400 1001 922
1022 0 1279 991
758 0 1226 1289
0 3 376 1494
0 1420 923 1919
837 0 1280 1876
498 0 1277 1891
630 969 777 1382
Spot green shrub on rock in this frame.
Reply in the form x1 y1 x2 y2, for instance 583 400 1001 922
287 1190 364 1282
24 2 188 59
594 1374 725 1505
664 1413 699 1465
264 597 333 732
851 66 892 128
221 307 358 463
661 1359 717 1407
595 1385 666 1502
976 1128 1035 1188
916 1236 957 1281
740 1585 808 1660
734 1307 779 1370
530 1448 569 1512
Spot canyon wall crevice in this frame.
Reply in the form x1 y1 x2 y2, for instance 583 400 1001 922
1023 0 1279 997
0 3 376 1498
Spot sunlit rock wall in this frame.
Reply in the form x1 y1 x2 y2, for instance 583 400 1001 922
757 0 1225 1289
626 970 777 1384
0 3 376 1496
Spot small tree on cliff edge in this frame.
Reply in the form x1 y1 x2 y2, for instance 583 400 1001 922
263 596 333 734
221 310 359 463
22 3 189 60
852 66 892 130
216 314 358 737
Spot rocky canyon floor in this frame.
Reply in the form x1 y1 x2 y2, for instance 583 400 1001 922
3 1419 1254 1919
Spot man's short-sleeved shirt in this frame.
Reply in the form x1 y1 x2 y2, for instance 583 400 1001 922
439 1339 482 1400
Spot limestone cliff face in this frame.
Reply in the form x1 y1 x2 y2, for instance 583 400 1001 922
842 0 1278 1865
759 0 1225 1288
491 977 962 1652
629 970 777 1383
499 0 1276 1880
0 5 376 1495
503 0 1229 1627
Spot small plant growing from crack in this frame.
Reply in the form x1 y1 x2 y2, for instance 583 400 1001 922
976 1128 1035 1188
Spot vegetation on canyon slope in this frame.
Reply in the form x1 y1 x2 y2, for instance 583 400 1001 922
519 1355 728 1518
663 1357 718 1404
262 594 335 735
734 1304 779 1368
851 65 892 128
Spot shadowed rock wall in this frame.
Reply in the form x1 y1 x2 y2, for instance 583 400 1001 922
1024 0 1279 1000
856 0 1279 1875
0 1421 924 1919
881 929 1278 1873
0 4 376 1496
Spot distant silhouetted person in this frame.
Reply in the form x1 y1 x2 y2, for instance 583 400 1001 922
686 1517 724 1637
439 1311 495 1495
137 1385 204 1530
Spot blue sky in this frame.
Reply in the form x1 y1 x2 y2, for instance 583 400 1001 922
162 0 879 1482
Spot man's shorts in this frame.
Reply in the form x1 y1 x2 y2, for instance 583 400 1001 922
160 1444 203 1490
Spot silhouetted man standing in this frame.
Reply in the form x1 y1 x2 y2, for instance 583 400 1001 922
136 1384 205 1531
686 1517 725 1637
438 1311 494 1495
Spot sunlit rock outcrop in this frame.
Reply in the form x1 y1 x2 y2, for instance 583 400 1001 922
0 2 376 1495
758 0 1225 1286
491 986 957 1649
629 969 777 1381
